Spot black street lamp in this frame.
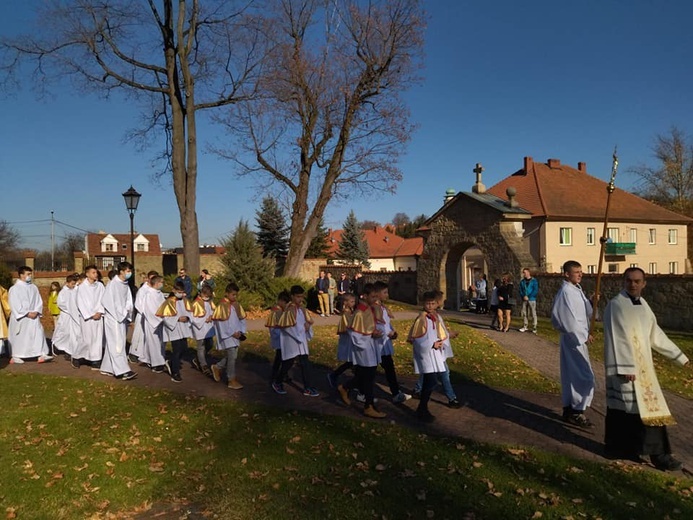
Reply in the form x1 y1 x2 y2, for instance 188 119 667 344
122 185 142 276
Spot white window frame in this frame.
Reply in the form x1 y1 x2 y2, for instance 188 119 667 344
586 227 595 246
559 227 572 246
629 228 637 244
649 229 656 245
669 262 678 274
607 227 619 243
587 265 597 274
649 262 657 275
668 229 678 244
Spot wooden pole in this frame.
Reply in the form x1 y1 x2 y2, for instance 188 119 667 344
590 148 619 335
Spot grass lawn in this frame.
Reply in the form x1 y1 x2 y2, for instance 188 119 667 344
534 317 693 399
233 319 560 395
1 372 692 520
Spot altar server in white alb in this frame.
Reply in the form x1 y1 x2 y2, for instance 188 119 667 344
210 282 247 390
100 261 137 381
603 267 689 471
74 265 105 369
142 275 166 373
7 266 52 363
158 280 193 383
129 270 158 364
551 260 595 428
51 273 80 359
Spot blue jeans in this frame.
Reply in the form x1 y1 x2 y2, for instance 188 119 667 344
413 361 456 401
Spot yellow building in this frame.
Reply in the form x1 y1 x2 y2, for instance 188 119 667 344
487 157 691 274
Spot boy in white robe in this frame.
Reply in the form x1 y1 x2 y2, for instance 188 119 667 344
551 260 595 427
409 291 447 423
336 283 386 418
373 281 411 404
51 273 80 359
129 270 158 364
211 283 247 389
266 291 290 384
158 281 193 383
74 265 105 369
100 262 137 380
603 267 689 471
142 275 166 372
7 266 52 363
327 293 356 388
190 285 215 376
272 285 319 397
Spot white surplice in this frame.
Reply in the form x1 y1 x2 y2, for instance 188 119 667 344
8 279 49 359
75 279 105 362
100 277 134 376
129 284 150 362
142 287 165 367
51 285 80 356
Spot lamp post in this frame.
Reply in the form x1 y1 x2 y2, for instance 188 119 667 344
122 186 142 276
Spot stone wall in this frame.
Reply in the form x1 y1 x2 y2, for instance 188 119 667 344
534 273 693 332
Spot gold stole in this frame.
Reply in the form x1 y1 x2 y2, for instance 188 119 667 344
191 297 216 318
350 304 376 335
265 305 283 328
337 309 354 334
212 298 246 321
631 332 676 426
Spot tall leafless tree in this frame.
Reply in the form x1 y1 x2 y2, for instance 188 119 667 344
214 0 425 277
630 126 693 215
1 0 263 276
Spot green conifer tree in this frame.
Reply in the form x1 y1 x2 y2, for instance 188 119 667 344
255 196 289 259
304 218 330 259
337 211 370 266
221 220 275 294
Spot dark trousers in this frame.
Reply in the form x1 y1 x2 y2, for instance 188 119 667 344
604 407 671 457
380 354 401 396
275 354 312 389
271 350 283 382
333 361 353 378
345 365 376 406
417 372 442 415
170 338 187 376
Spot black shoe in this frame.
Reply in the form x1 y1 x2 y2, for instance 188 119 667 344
565 413 593 428
151 365 165 374
650 454 683 471
71 357 80 369
164 360 172 376
128 354 139 363
90 361 101 371
448 398 462 409
120 371 138 381
192 358 201 371
171 373 183 383
63 353 71 362
411 390 421 400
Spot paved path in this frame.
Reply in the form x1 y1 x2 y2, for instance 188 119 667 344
3 310 692 470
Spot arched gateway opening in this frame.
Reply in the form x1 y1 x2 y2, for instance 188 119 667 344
418 179 537 309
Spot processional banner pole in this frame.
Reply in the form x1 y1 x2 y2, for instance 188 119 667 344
590 148 619 335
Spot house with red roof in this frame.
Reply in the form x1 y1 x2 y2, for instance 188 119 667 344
487 157 691 274
326 226 423 271
85 232 162 273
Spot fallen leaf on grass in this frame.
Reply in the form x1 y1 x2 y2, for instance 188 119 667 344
148 462 165 472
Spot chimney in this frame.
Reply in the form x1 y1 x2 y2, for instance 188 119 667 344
444 188 456 203
577 161 587 173
547 158 561 168
506 187 519 208
523 156 533 173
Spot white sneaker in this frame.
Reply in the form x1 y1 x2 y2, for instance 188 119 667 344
356 393 379 404
532 329 538 334
10 357 25 364
393 392 412 404
38 354 54 362
519 327 528 333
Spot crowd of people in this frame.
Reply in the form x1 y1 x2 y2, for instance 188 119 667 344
0 259 689 467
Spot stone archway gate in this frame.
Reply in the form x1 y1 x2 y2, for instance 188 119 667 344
417 188 538 309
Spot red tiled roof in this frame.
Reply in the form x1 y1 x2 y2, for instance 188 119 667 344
326 227 423 259
487 157 692 224
86 232 162 257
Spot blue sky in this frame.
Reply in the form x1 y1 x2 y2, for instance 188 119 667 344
2 1 693 251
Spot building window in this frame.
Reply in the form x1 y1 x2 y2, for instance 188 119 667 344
608 263 619 273
649 229 656 244
629 263 638 268
104 243 114 252
668 229 678 244
649 262 657 274
122 244 127 250
586 227 595 245
559 227 572 246
669 262 678 274
629 228 637 243
587 265 597 274
607 227 619 242
136 243 146 252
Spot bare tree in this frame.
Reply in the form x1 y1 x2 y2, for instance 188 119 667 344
630 126 693 215
0 220 20 264
214 0 425 277
1 0 263 276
